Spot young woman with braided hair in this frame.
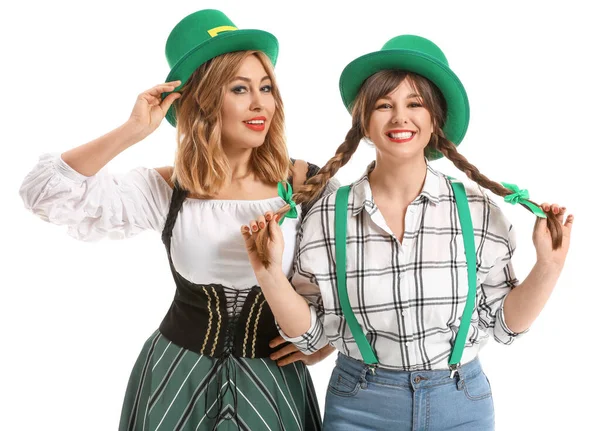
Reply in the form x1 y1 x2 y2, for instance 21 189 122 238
242 35 572 430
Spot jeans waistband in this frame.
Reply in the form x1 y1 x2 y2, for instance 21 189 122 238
335 353 484 388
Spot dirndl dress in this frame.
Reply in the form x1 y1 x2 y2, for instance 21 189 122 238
119 182 322 431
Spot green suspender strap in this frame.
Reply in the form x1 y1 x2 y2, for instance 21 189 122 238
334 180 477 377
335 185 379 367
447 179 477 377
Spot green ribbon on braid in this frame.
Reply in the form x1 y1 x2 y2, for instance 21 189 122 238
277 181 298 225
501 182 547 218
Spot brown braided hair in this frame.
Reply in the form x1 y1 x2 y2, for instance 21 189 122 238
433 132 562 249
253 70 562 267
404 71 563 248
415 73 563 250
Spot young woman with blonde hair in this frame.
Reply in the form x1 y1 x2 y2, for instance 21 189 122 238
20 9 333 431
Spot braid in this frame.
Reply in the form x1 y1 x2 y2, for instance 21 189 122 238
294 121 363 205
433 132 563 249
252 121 363 268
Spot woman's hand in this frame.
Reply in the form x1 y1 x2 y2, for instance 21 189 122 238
534 203 573 269
241 211 284 276
127 80 181 138
269 336 336 367
502 202 574 333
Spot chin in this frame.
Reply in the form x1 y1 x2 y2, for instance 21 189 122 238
383 147 425 162
248 138 267 149
241 129 269 149
234 140 266 151
224 132 268 150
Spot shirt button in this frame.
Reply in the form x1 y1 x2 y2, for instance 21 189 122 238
401 310 407 317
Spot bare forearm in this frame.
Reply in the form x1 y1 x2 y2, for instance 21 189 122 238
503 260 563 333
320 344 336 359
256 269 312 338
61 121 146 176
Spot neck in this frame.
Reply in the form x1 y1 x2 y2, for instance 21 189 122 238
223 146 254 181
369 153 428 204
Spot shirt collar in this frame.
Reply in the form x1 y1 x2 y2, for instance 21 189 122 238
351 160 443 217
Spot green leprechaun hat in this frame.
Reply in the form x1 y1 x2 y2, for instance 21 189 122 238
162 9 279 127
339 35 470 160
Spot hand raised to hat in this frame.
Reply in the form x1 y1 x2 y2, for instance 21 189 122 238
127 80 181 138
57 80 181 177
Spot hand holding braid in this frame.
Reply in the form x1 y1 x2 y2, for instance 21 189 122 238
246 122 363 269
433 132 564 249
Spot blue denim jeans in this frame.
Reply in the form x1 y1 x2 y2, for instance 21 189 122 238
323 353 494 431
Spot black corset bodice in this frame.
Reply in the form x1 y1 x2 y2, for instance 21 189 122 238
158 184 285 358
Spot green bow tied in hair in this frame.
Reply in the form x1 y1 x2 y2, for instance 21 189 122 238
501 182 547 218
277 181 298 225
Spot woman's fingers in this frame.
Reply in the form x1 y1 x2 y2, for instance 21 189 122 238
160 92 181 113
249 219 258 233
270 343 299 361
145 80 181 97
241 211 275 238
240 224 251 238
269 335 286 348
257 214 267 230
276 352 305 367
564 214 574 232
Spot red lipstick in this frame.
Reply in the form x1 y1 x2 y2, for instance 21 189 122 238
386 129 415 143
243 116 267 132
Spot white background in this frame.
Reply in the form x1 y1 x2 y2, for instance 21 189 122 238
1 1 599 429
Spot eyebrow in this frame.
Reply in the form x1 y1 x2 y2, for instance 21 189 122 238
381 92 422 100
232 75 271 83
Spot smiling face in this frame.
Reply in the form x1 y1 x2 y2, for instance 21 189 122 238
220 54 276 151
366 77 434 162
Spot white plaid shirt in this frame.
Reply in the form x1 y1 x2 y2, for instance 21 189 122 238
282 161 522 371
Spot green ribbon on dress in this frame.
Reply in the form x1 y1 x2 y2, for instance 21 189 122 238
501 182 547 218
277 181 298 225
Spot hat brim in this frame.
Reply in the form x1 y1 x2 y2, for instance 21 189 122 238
339 50 469 160
163 29 278 127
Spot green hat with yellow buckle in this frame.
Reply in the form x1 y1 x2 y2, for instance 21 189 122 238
339 35 469 160
162 9 279 127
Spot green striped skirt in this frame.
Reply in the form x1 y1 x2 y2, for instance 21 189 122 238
119 330 322 431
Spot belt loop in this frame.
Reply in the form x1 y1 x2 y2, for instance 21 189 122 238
359 364 370 389
360 364 368 381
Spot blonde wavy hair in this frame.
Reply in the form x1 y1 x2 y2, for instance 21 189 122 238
171 50 290 196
